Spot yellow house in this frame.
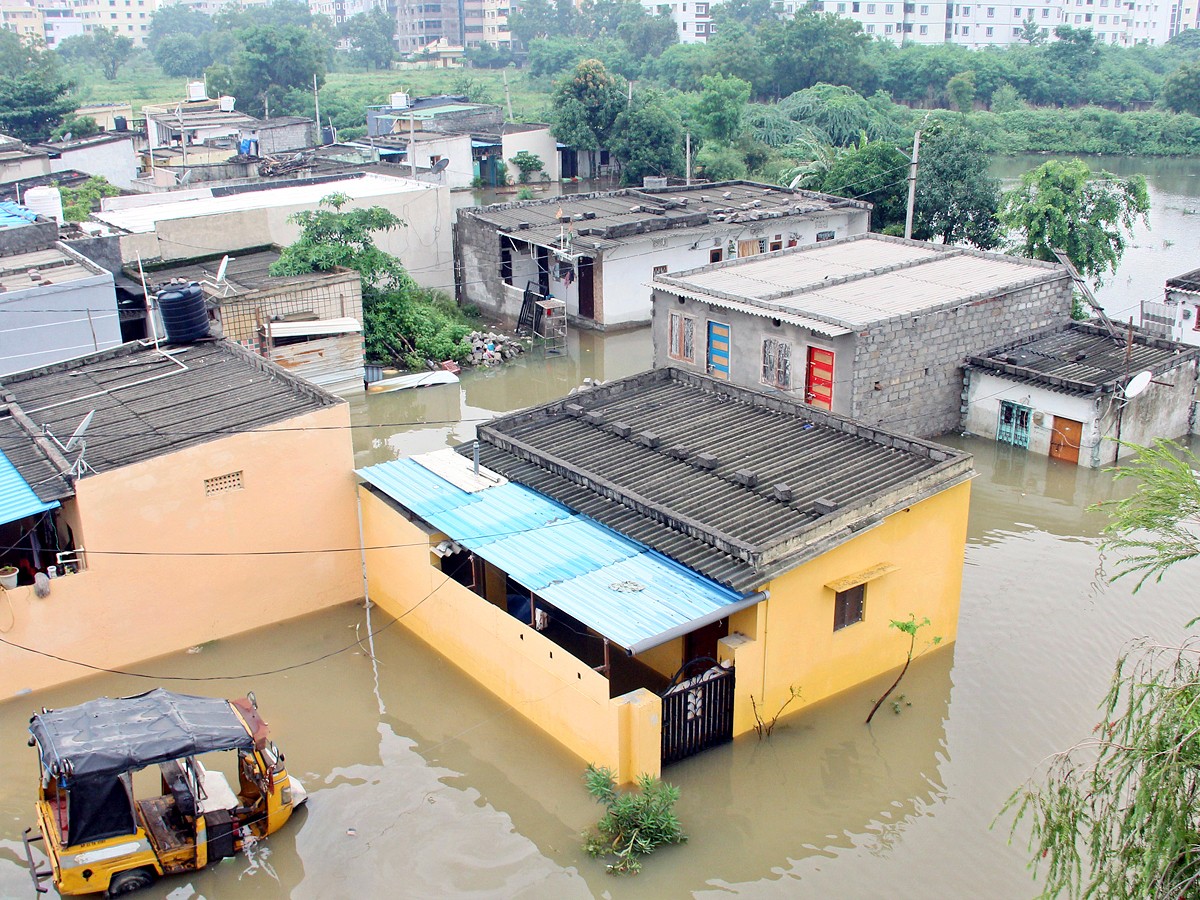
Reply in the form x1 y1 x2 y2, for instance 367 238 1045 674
358 367 973 782
0 340 361 697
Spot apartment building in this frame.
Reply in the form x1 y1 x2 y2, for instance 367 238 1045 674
463 0 512 48
649 0 1191 47
73 0 164 47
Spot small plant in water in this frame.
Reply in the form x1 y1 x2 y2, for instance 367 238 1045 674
581 764 685 874
750 685 802 739
866 614 942 725
890 693 911 715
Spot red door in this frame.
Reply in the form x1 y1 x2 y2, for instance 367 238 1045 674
806 347 834 410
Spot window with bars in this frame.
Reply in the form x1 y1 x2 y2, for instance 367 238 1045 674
204 471 244 496
834 583 865 631
761 338 791 390
668 311 696 363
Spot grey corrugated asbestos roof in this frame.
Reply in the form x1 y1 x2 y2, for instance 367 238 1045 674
0 340 342 479
969 321 1198 394
463 368 973 590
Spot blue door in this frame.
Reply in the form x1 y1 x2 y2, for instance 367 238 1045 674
707 321 730 380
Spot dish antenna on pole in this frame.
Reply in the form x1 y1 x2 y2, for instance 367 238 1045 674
62 410 95 453
215 254 229 284
1123 370 1153 400
45 410 97 479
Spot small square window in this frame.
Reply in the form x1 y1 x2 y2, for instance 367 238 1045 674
709 248 723 263
834 584 865 631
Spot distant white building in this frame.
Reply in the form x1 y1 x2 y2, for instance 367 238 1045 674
648 0 1193 47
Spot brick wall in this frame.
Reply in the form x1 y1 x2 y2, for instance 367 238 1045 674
852 276 1074 438
455 211 516 321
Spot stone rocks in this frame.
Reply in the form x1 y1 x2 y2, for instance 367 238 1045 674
465 330 528 368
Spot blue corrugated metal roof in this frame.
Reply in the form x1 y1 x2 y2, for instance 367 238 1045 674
357 458 745 652
0 449 58 526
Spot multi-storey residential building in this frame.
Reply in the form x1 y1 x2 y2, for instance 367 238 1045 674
650 0 1190 47
0 0 44 41
37 0 84 46
395 0 461 52
462 0 511 48
72 0 164 47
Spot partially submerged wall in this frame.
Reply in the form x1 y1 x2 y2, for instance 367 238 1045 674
0 402 361 697
358 485 661 783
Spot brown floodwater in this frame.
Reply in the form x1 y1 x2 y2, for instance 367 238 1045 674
3 158 1199 898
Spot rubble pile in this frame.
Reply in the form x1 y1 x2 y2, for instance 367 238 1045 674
466 330 527 367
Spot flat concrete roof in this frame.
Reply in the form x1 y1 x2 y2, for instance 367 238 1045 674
654 233 1067 331
0 245 105 293
93 173 429 234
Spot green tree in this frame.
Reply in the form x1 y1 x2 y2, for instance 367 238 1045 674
509 0 581 47
0 32 73 142
695 143 748 181
912 123 1002 249
270 193 471 367
609 89 684 183
1004 440 1200 899
58 175 120 222
90 27 134 80
223 23 328 117
947 69 975 113
695 73 751 145
344 7 394 70
777 83 897 147
148 3 213 51
1000 158 1150 287
51 115 100 140
1162 60 1200 116
1018 16 1046 44
551 58 625 169
819 139 909 234
154 33 213 77
760 9 875 99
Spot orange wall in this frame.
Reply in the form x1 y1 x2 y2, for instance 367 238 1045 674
0 403 361 698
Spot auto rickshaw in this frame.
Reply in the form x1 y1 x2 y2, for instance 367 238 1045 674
22 688 307 896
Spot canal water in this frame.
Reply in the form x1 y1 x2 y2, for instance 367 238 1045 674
1 157 1198 899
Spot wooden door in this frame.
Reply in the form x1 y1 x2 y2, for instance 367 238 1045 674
578 256 595 320
806 347 835 410
536 247 550 297
706 320 730 379
1049 416 1083 465
684 618 728 667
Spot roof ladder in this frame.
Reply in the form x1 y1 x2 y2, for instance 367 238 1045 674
1051 248 1119 340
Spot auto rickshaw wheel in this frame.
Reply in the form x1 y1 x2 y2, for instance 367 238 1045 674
106 868 156 897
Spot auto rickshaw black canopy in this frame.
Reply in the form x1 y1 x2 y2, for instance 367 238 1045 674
29 688 255 782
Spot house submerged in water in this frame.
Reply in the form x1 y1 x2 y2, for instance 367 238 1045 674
357 368 973 781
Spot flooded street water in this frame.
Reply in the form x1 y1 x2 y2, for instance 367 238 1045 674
2 158 1199 899
3 341 1198 898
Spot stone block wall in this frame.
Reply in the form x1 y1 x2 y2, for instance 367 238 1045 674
455 211 515 322
851 275 1074 438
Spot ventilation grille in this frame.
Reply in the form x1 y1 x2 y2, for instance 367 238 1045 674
205 471 244 496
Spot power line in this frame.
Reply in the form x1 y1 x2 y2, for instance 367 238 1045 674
0 577 447 681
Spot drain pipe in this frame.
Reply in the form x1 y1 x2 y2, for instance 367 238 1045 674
473 439 480 475
355 489 371 610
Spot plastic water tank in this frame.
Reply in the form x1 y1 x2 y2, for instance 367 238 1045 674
186 80 206 102
218 95 236 112
156 283 209 343
23 186 64 224
390 91 410 110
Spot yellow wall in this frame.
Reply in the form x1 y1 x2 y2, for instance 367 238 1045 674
358 486 661 783
721 481 970 736
0 403 361 698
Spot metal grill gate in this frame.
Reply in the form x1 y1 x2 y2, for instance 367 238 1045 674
660 664 736 765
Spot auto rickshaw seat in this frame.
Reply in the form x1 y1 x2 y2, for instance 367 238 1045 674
159 760 196 820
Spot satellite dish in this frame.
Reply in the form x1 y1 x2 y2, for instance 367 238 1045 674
1124 370 1153 399
63 410 95 453
215 255 230 283
431 157 450 173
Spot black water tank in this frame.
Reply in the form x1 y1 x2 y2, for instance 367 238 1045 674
113 116 127 132
157 283 209 343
